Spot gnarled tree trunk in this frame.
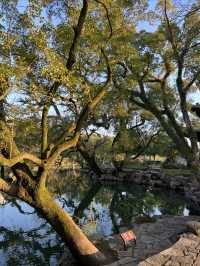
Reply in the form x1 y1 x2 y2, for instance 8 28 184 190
34 186 108 266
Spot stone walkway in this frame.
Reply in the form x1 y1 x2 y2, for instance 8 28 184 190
139 233 200 266
106 216 200 266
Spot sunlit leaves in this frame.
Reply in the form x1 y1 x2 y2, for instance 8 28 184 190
41 48 69 84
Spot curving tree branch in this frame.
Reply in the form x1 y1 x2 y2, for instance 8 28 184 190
94 0 113 40
0 153 42 167
39 49 112 187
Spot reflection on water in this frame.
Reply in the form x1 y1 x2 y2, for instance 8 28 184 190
0 201 63 266
0 171 192 265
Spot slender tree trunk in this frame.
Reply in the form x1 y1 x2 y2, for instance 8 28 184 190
150 107 194 165
41 104 49 159
1 166 4 179
77 144 103 177
35 187 108 266
133 96 198 169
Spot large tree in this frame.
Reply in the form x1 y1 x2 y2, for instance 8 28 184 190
0 0 149 265
112 0 200 173
0 1 110 265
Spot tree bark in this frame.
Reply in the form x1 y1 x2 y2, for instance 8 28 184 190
35 187 108 266
77 144 103 177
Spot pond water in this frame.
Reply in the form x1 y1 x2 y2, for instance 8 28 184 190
0 171 194 265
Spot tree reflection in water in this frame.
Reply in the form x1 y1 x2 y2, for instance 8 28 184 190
0 171 191 264
50 172 189 236
0 201 63 266
108 187 186 229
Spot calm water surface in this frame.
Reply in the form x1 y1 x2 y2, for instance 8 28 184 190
0 171 193 265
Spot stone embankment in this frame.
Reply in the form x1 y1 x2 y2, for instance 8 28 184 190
100 168 200 213
106 216 200 266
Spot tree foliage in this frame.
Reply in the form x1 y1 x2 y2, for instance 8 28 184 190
0 0 200 264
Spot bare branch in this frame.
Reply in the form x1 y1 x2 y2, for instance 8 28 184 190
52 102 63 120
0 176 34 205
0 153 42 167
146 78 162 83
131 97 146 109
131 130 160 161
184 71 200 92
94 0 113 40
191 42 200 49
185 6 200 18
0 177 17 194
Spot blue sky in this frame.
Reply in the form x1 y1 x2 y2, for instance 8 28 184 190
137 0 158 32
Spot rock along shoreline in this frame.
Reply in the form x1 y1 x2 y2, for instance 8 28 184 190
98 168 200 214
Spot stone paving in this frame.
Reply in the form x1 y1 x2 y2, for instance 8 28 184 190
60 215 200 266
139 233 200 266
106 216 200 266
